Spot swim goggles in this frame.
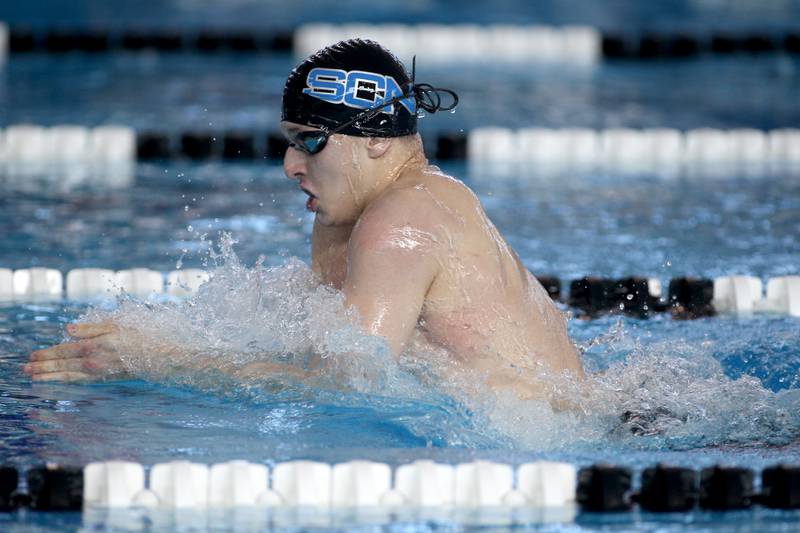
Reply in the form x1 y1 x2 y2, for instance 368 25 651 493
288 64 458 156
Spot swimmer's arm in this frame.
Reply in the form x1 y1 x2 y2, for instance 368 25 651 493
342 208 439 355
25 322 319 384
311 218 352 286
231 359 320 382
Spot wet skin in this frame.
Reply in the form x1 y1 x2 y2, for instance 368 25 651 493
282 122 583 399
27 123 583 402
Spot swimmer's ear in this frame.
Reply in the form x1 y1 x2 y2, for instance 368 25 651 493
365 136 392 159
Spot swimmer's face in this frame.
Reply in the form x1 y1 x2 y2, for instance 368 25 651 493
282 121 367 226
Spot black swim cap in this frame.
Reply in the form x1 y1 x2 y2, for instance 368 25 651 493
282 39 456 138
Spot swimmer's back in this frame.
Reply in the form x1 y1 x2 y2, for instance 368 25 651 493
361 165 583 380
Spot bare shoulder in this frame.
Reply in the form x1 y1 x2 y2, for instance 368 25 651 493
353 166 478 246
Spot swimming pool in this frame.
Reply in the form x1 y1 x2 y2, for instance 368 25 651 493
3 0 800 531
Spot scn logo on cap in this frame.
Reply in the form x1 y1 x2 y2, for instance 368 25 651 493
303 68 416 114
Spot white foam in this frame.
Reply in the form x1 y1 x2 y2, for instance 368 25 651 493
74 236 800 451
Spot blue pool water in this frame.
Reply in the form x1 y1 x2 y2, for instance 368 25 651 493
2 0 800 531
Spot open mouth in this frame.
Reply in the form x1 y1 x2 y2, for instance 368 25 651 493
301 187 318 212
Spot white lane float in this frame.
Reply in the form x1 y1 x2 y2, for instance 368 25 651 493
331 460 393 507
453 460 514 507
115 268 164 298
148 461 209 509
208 460 272 508
84 461 146 508
12 268 63 301
66 268 116 300
294 23 600 64
394 460 455 507
272 460 332 507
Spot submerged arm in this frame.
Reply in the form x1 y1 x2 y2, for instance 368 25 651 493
25 321 319 384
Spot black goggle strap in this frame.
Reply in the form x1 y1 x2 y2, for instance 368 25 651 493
407 55 459 115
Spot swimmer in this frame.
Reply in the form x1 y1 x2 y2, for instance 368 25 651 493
26 39 583 404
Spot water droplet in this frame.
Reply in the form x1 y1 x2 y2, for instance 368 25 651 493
184 206 189 212
187 225 194 232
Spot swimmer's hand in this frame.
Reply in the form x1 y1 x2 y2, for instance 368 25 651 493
24 322 131 382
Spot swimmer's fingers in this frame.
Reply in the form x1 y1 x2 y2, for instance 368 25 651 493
30 341 91 362
67 321 118 339
24 358 88 375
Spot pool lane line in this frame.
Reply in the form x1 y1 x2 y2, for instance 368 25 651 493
1 462 799 513
1 268 798 319
1 126 799 171
123 127 800 170
1 22 798 60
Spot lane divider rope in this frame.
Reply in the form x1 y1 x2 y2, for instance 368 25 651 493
2 125 799 178
0 267 797 318
1 461 798 514
2 22 799 63
465 127 800 176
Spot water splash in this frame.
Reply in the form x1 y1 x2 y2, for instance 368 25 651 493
79 234 800 451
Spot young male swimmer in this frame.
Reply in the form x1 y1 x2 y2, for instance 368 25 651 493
25 39 583 403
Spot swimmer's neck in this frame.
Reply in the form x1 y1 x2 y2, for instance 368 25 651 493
370 146 429 196
392 151 429 181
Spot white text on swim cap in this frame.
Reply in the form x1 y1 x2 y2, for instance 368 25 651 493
303 68 416 114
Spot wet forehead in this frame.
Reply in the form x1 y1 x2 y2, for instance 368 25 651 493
280 121 321 139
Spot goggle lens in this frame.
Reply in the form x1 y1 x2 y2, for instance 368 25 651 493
292 131 329 155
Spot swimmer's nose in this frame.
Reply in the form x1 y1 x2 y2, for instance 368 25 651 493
283 146 306 181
